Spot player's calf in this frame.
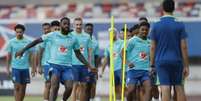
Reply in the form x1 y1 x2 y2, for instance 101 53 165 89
44 81 51 101
142 80 151 101
49 75 60 101
62 80 73 101
14 84 21 101
126 85 135 101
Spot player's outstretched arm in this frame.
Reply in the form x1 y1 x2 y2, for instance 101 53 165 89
15 38 43 58
74 49 97 73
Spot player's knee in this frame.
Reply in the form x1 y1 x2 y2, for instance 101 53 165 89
51 83 59 90
45 82 51 89
174 85 185 93
145 85 151 93
65 85 73 91
14 85 20 92
126 86 135 95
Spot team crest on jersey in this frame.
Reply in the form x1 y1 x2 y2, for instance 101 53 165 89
80 44 84 53
59 45 68 53
139 52 147 60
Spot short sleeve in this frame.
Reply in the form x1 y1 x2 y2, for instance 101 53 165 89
180 23 188 39
126 39 134 52
41 32 54 42
6 41 12 53
73 37 80 50
149 23 157 41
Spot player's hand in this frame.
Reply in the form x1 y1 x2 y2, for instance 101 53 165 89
99 73 103 78
99 70 104 78
89 66 97 73
183 66 189 78
6 67 11 76
37 67 43 75
15 50 24 58
150 67 156 76
128 63 135 69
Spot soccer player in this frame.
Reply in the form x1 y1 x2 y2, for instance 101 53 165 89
71 17 94 101
119 28 131 40
100 28 123 100
15 17 96 101
50 20 60 31
139 17 149 23
6 24 35 101
126 22 151 101
129 24 139 37
150 0 189 101
84 23 100 101
36 22 51 101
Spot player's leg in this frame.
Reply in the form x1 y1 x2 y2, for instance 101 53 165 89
49 64 60 101
14 83 21 101
20 69 30 101
151 85 159 101
133 82 143 101
63 80 73 100
139 86 145 101
141 71 151 101
126 70 138 101
63 80 73 101
12 68 21 101
150 72 159 101
80 67 91 101
171 64 186 101
71 66 80 101
43 65 51 101
61 67 74 101
90 83 96 100
49 74 60 101
156 63 172 101
20 84 27 101
71 83 80 101
89 72 97 101
44 81 51 101
114 70 122 100
126 85 136 101
160 86 171 101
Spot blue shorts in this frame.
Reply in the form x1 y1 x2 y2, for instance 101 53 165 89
88 72 97 83
12 68 30 84
43 65 51 81
49 63 74 83
126 70 150 85
114 69 122 85
72 65 90 82
156 62 183 85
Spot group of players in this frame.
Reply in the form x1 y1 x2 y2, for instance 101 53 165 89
6 0 189 101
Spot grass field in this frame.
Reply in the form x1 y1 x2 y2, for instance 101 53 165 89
0 96 108 101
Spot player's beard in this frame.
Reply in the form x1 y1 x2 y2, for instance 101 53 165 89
61 27 70 34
